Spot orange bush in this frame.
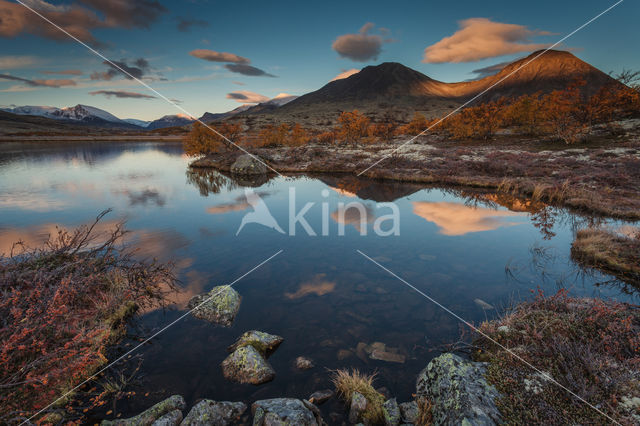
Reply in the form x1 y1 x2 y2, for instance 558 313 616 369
182 121 243 156
367 123 395 142
397 112 428 136
289 123 310 146
337 110 370 145
539 79 588 144
317 130 337 144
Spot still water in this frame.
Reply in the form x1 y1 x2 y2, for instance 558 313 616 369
0 141 635 420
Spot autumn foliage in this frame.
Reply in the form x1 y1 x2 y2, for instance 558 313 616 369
183 121 243 156
0 212 175 423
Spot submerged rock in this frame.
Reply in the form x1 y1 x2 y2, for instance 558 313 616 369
188 285 241 327
231 154 268 175
416 353 501 425
382 398 401 426
295 356 315 370
181 400 247 425
308 389 334 405
221 345 275 385
101 395 185 426
227 330 283 355
252 398 319 425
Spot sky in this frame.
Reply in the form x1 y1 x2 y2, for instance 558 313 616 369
0 0 638 121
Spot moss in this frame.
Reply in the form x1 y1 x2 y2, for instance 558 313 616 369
332 369 386 423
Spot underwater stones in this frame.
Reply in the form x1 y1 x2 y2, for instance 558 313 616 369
252 398 319 425
227 330 284 355
357 341 406 364
308 389 334 405
416 353 502 425
295 356 315 370
188 285 241 327
101 395 185 426
382 398 401 426
230 154 268 175
221 345 276 385
181 400 247 425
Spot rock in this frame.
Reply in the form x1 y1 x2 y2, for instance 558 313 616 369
370 349 406 364
416 353 501 425
295 356 315 370
399 401 418 424
308 389 333 405
188 285 241 327
230 154 267 175
181 400 247 425
252 398 318 425
221 346 275 385
497 325 510 334
474 298 495 310
227 330 284 355
382 398 401 426
101 395 185 426
337 349 353 360
349 392 367 424
151 410 182 426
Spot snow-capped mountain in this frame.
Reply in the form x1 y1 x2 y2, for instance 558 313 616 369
122 118 150 127
50 104 123 123
2 105 61 118
1 104 143 128
264 93 298 106
146 114 195 130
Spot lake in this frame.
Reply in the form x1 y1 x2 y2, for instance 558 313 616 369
0 141 635 421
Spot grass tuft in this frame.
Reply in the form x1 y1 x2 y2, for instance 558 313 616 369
332 369 386 423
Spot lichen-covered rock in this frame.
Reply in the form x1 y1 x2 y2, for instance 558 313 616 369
221 345 275 385
252 398 318 425
151 409 182 426
181 399 247 425
230 154 267 175
382 398 401 426
188 285 241 327
416 353 501 425
399 401 418 424
295 356 315 370
227 330 283 355
348 391 367 424
101 395 185 426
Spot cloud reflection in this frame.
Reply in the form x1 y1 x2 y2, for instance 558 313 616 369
412 201 524 236
285 273 336 299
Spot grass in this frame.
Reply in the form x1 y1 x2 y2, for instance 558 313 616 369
332 369 386 423
571 228 640 286
474 290 640 424
415 397 434 426
0 211 176 424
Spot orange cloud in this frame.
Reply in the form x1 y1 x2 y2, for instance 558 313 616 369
206 200 250 214
226 90 269 104
285 273 336 299
423 18 551 63
412 201 524 235
189 49 250 64
331 68 360 82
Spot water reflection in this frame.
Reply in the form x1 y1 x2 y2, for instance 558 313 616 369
284 273 337 299
412 201 525 235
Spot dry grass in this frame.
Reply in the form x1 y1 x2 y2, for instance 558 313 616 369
571 228 640 286
415 397 434 426
474 290 640 424
332 369 386 423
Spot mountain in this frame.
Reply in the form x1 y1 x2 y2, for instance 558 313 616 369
199 95 298 123
122 118 150 127
2 104 142 129
146 114 195 130
271 50 622 124
198 105 253 123
2 105 60 118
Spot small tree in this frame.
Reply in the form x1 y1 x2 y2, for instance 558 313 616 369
182 121 242 156
504 93 544 135
289 123 310 146
367 123 395 142
337 110 370 146
258 123 290 146
317 130 337 144
397 112 428 136
541 79 589 144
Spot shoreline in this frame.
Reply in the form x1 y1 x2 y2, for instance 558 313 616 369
0 135 183 142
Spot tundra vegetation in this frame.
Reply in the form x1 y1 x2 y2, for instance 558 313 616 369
0 211 176 424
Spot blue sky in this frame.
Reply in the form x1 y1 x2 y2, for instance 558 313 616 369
0 0 638 120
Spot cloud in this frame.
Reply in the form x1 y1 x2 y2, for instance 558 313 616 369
89 90 155 99
41 69 83 75
331 68 360 81
189 49 250 64
226 90 269 104
224 63 275 77
0 73 76 87
0 55 39 69
176 17 208 32
0 0 165 46
332 23 391 62
470 61 511 79
90 58 150 80
422 18 551 63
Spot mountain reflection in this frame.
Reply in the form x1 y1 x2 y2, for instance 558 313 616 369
412 201 524 235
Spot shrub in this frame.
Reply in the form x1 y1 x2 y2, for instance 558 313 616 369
332 369 385 423
317 130 337 144
258 123 290 146
539 79 589 144
337 110 370 145
182 121 243 156
367 122 395 142
289 123 310 146
397 112 428 136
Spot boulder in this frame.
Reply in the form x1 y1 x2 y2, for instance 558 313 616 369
398 401 418 424
382 398 401 426
252 398 319 425
151 410 182 426
227 330 284 355
348 392 367 424
230 154 268 175
295 356 315 370
416 353 501 425
221 345 275 385
101 395 185 426
188 285 241 327
308 389 333 405
181 400 247 425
